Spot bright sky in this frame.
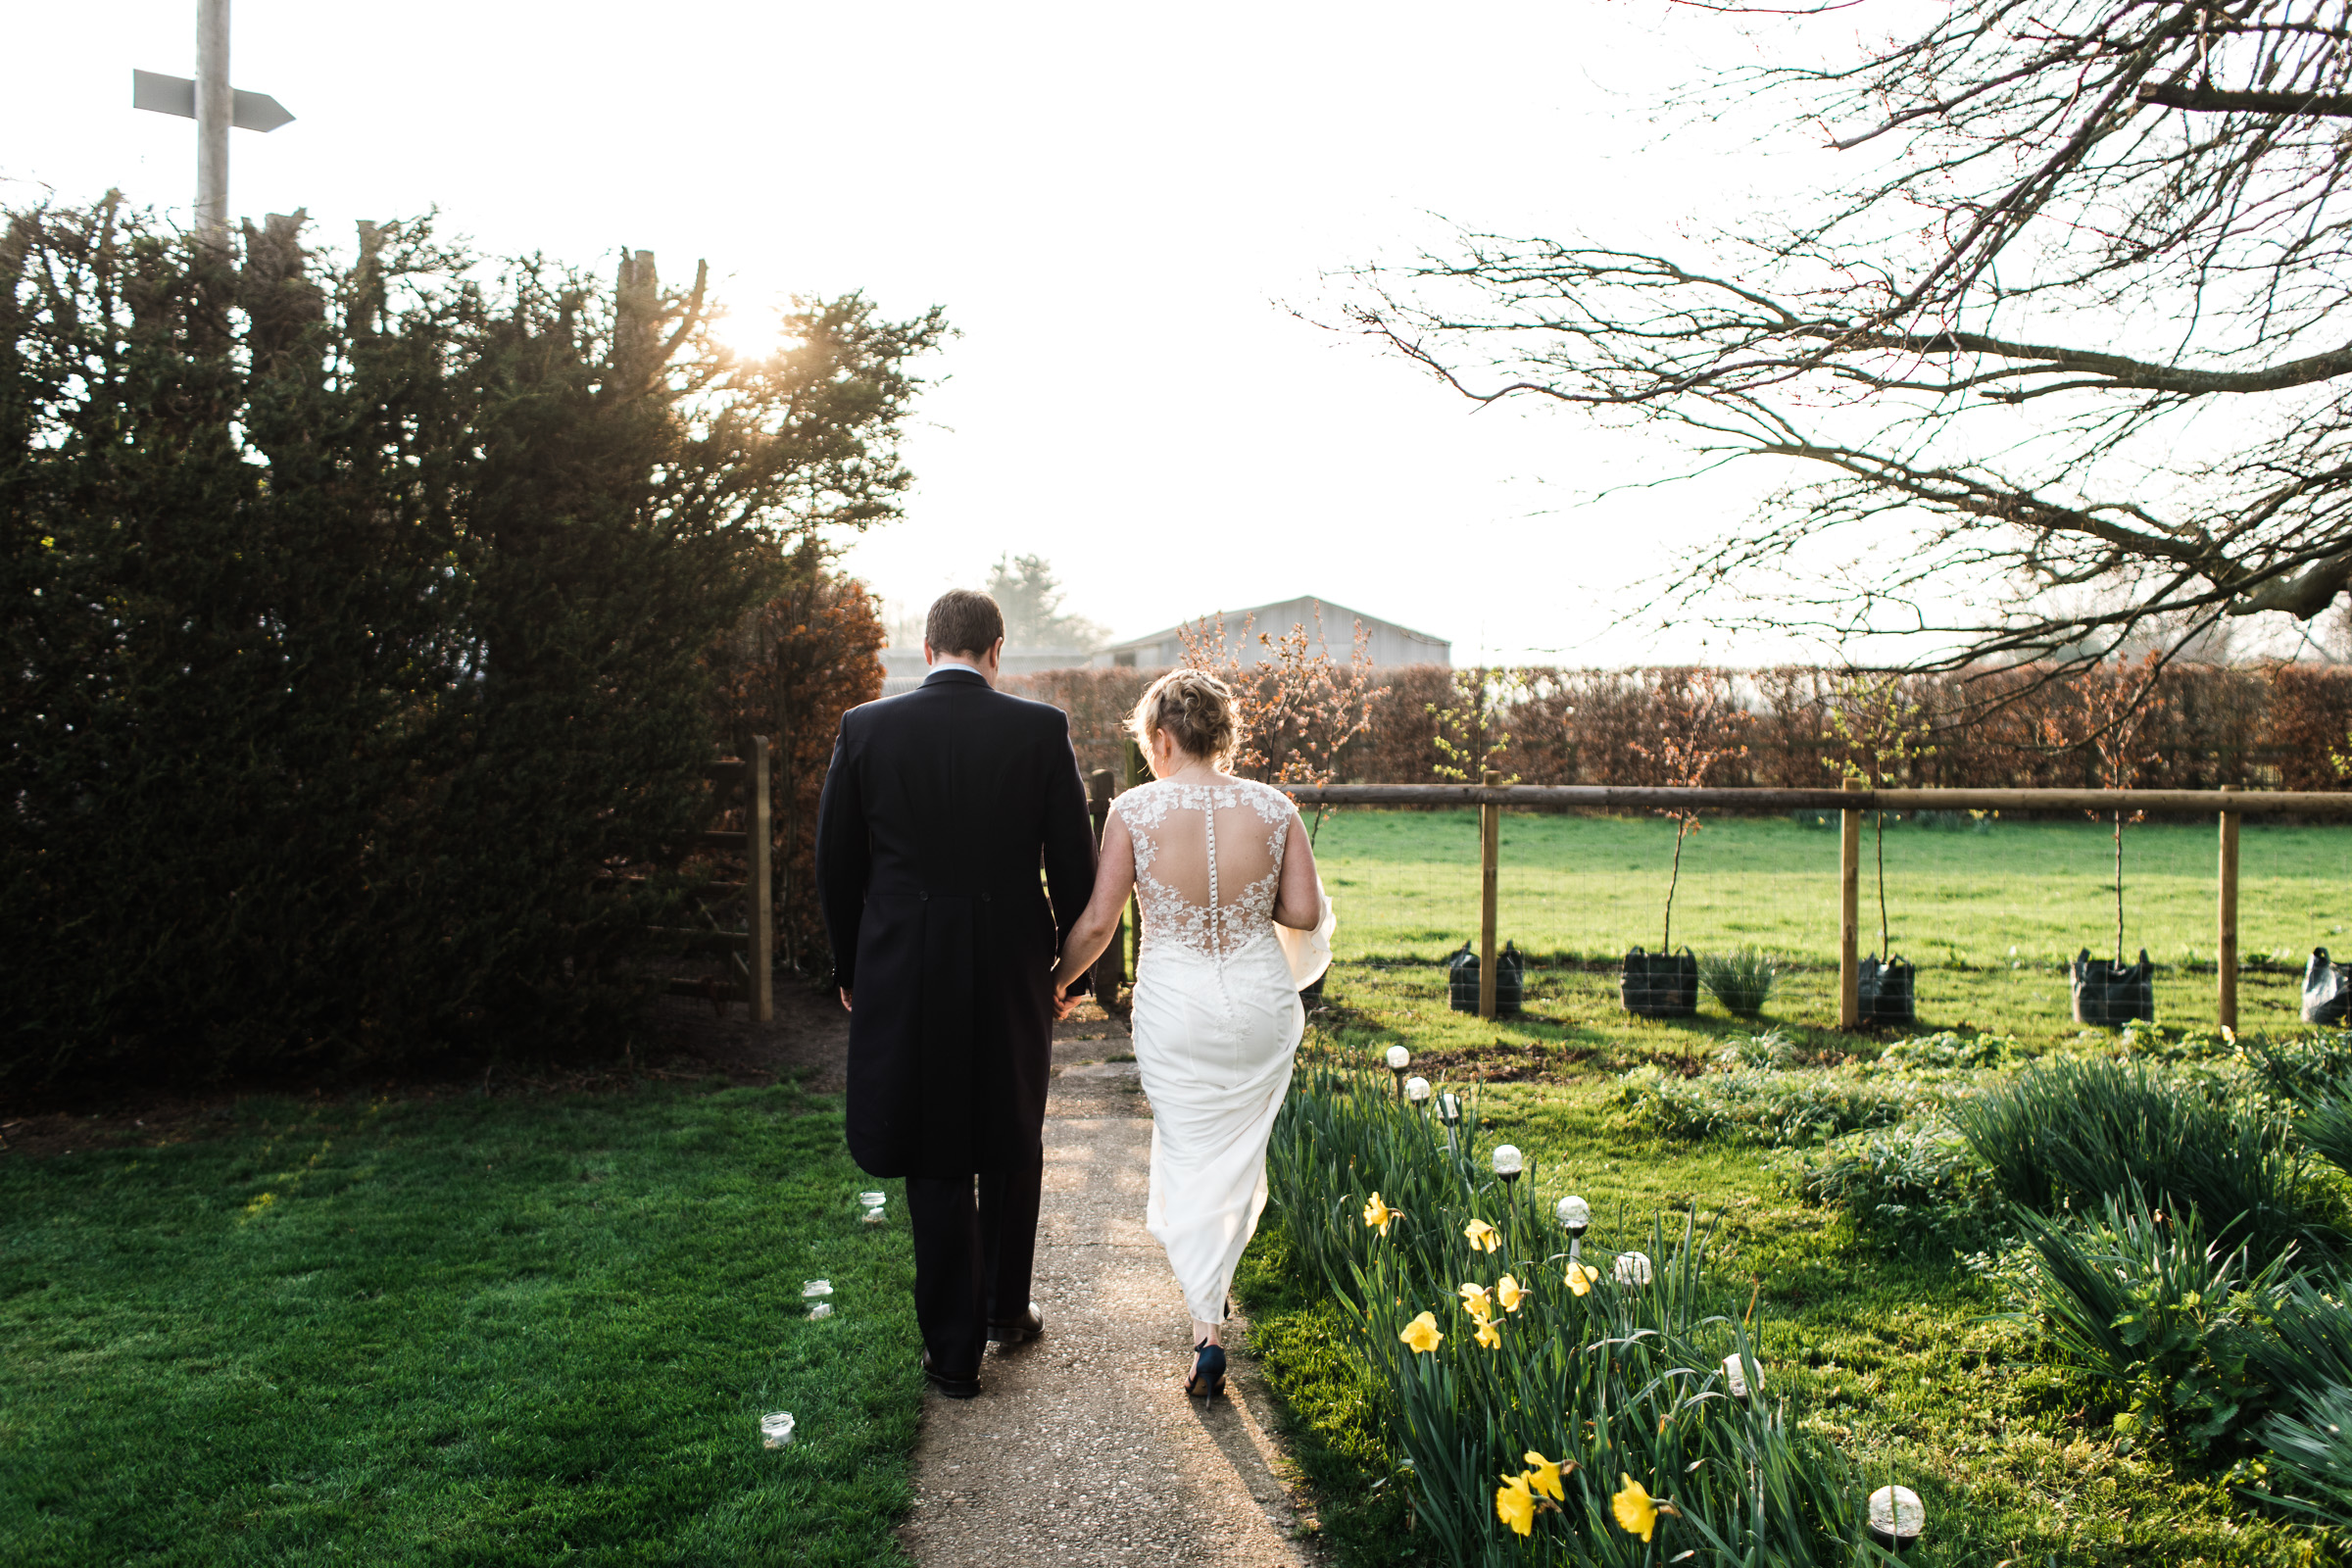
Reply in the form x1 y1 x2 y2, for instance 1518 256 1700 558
3 0 1843 664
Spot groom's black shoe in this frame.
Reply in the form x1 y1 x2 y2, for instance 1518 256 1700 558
921 1350 980 1399
987 1302 1045 1345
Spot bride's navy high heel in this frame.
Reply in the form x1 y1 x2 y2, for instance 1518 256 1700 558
1186 1339 1227 1398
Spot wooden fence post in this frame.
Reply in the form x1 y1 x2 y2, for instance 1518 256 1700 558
1480 767 1500 1020
2219 785 2240 1033
1125 737 1148 976
1088 768 1124 1002
1839 778 1863 1029
748 735 773 1023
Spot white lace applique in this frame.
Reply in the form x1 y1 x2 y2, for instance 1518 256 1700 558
1114 778 1293 961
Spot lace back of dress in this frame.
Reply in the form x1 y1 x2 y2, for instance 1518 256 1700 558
1121 780 1291 961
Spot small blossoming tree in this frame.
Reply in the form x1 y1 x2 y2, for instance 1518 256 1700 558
1179 603 1386 835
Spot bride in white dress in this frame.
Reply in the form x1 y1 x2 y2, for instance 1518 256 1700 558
1049 669 1331 1397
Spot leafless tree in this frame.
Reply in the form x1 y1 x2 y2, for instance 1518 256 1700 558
1628 670 1749 952
2044 655 2169 961
1346 0 2352 670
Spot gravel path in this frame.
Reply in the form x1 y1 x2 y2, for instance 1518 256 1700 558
897 1004 1324 1566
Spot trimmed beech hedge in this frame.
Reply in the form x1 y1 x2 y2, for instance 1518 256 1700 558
2 202 942 1087
1020 661 2352 794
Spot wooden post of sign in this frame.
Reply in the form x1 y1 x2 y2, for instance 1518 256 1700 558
748 735 774 1022
2219 785 2240 1033
1480 767 1501 1020
1088 768 1125 1002
1839 778 1863 1029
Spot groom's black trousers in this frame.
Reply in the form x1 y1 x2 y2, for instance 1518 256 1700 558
904 1146 1044 1379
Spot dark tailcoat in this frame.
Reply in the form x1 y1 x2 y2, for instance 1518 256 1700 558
814 667 1097 1178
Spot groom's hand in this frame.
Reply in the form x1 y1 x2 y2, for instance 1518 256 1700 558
1050 985 1076 1021
838 988 853 1012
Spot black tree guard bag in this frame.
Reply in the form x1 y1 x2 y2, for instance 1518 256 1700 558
1857 955 1917 1028
1447 941 1524 1014
2072 948 2154 1025
2306 948 2352 1027
1621 946 1698 1018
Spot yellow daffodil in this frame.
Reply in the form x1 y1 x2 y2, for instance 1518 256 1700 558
1565 1260 1597 1296
1363 1192 1396 1235
1612 1473 1676 1543
1494 1472 1535 1537
1464 1218 1500 1253
1474 1315 1503 1349
1523 1450 1567 1501
1496 1273 1527 1313
1398 1311 1443 1354
1457 1281 1494 1320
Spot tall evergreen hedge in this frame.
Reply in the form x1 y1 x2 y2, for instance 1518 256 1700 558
1 200 944 1088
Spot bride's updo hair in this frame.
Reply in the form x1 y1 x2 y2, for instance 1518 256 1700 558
1130 668 1241 766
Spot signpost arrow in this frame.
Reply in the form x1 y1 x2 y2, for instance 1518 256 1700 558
132 70 295 133
128 2 294 251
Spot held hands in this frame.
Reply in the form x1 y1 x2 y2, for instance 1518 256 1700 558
1049 954 1086 1021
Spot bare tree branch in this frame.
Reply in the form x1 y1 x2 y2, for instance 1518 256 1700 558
2138 80 2352 112
1341 0 2352 667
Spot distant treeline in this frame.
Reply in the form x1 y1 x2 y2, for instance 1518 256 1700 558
1004 663 2352 796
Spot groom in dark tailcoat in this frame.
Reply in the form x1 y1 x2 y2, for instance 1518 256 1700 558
815 588 1098 1397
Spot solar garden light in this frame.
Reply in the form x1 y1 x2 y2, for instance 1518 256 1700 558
1613 1250 1653 1287
1404 1075 1432 1107
1556 1194 1591 1262
1436 1092 1463 1158
1491 1144 1523 1189
1867 1485 1924 1552
1721 1350 1762 1400
1386 1045 1411 1098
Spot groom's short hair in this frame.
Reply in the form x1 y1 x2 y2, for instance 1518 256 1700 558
926 590 1005 658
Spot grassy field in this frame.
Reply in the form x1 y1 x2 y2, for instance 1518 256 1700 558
1238 971 2331 1567
0 1081 916 1566
1312 809 2348 1044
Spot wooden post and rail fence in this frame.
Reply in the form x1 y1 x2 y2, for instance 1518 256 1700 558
624 763 2336 1032
1274 782 2352 1028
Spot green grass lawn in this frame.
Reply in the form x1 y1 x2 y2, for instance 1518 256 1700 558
0 1081 916 1566
1240 970 2331 1567
1312 808 2349 1047
1316 808 2350 962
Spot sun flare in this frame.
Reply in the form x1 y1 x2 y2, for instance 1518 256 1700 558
709 305 781 364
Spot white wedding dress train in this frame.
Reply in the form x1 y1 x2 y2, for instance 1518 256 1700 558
1113 778 1321 1325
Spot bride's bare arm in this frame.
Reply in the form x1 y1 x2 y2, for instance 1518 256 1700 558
1272 809 1321 930
1051 811 1137 1001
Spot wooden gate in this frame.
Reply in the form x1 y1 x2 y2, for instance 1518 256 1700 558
659 739 774 1021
